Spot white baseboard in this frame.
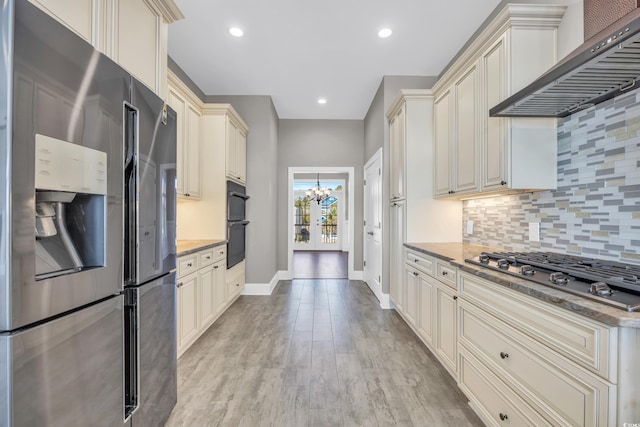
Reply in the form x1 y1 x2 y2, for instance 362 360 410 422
378 292 393 309
279 270 294 281
242 271 292 295
349 270 364 281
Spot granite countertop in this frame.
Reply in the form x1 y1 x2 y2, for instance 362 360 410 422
177 239 226 257
405 242 640 328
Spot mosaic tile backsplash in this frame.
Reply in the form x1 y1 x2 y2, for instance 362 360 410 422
463 89 640 265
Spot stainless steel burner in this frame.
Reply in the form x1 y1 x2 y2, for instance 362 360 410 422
465 251 640 312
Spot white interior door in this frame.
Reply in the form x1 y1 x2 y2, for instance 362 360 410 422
364 151 382 297
293 189 342 251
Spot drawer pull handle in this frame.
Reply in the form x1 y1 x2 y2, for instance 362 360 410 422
236 283 240 287
453 295 458 300
442 271 448 276
500 352 509 359
413 272 419 276
214 265 219 269
177 282 183 288
499 413 508 421
205 256 211 260
414 259 418 263
187 262 193 267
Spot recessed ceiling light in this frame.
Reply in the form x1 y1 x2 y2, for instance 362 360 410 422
378 28 392 38
317 98 327 105
229 27 244 37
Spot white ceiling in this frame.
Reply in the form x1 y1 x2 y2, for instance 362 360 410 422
168 0 504 120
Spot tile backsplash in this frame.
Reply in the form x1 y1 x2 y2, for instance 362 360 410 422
463 89 640 264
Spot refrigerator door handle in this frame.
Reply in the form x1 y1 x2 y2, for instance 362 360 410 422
123 103 138 286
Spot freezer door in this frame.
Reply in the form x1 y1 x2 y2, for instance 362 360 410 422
128 273 177 427
0 295 125 427
2 0 129 331
129 80 177 285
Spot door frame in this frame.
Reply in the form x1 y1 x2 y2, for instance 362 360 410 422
287 167 355 279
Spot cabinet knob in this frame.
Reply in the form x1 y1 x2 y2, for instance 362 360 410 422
206 255 211 260
500 180 507 186
453 295 458 300
442 271 448 276
413 271 419 276
500 352 509 359
187 262 193 267
214 265 219 269
499 413 508 421
236 283 240 287
177 282 183 288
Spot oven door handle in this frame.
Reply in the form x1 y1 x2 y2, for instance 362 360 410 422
228 191 250 200
228 220 250 226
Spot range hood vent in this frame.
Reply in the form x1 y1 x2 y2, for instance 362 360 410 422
490 9 640 118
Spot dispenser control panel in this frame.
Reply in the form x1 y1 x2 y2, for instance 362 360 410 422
35 134 107 195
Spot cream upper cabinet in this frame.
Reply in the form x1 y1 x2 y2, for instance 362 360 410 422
433 4 565 199
28 0 96 44
167 70 202 200
226 117 248 185
453 62 480 196
389 106 406 200
29 0 183 97
434 90 453 197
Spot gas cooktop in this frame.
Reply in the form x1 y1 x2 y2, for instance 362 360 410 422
465 251 640 312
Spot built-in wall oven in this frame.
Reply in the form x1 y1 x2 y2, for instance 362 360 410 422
227 181 249 269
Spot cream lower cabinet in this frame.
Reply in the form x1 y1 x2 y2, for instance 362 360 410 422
226 260 245 303
400 249 458 378
177 246 228 357
459 272 616 426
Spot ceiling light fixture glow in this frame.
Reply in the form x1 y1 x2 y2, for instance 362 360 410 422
378 28 392 38
317 98 327 104
229 27 244 37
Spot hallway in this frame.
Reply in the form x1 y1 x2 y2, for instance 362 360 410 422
292 251 348 279
165 279 483 426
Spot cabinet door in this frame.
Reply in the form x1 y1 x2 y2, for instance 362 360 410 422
198 264 215 329
28 0 95 45
226 118 238 181
436 283 458 376
167 85 187 197
185 104 202 198
178 273 198 351
114 0 161 93
434 90 452 197
390 201 405 309
454 63 480 194
482 36 507 191
236 126 247 184
417 274 435 348
389 107 405 200
213 261 226 315
403 268 418 326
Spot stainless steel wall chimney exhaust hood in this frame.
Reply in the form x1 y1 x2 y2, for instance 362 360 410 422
490 8 640 118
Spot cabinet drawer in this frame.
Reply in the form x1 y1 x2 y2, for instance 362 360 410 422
178 255 198 277
435 260 456 288
198 249 215 267
213 245 226 263
459 272 614 381
405 250 434 276
459 347 552 427
459 300 613 427
227 279 242 299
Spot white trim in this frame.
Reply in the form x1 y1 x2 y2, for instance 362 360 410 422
350 270 363 281
288 167 356 279
378 292 393 309
242 272 280 295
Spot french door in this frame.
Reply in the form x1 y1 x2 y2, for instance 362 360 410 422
293 190 341 251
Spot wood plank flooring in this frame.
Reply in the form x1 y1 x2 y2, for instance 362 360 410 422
293 251 348 279
165 279 484 427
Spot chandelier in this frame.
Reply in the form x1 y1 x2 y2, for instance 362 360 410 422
306 173 331 205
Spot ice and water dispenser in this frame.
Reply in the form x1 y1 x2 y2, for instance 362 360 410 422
34 134 107 280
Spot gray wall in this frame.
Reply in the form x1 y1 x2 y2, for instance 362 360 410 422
278 120 365 271
207 95 280 284
363 76 437 293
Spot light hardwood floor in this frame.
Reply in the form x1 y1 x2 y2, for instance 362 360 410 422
165 279 484 426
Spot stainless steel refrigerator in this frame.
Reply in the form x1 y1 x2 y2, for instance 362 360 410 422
0 1 177 426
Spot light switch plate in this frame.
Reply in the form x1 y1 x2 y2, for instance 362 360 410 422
529 222 540 242
466 220 474 236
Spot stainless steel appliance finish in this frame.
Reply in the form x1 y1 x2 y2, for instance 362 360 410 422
490 8 640 118
466 251 640 311
1 1 177 426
